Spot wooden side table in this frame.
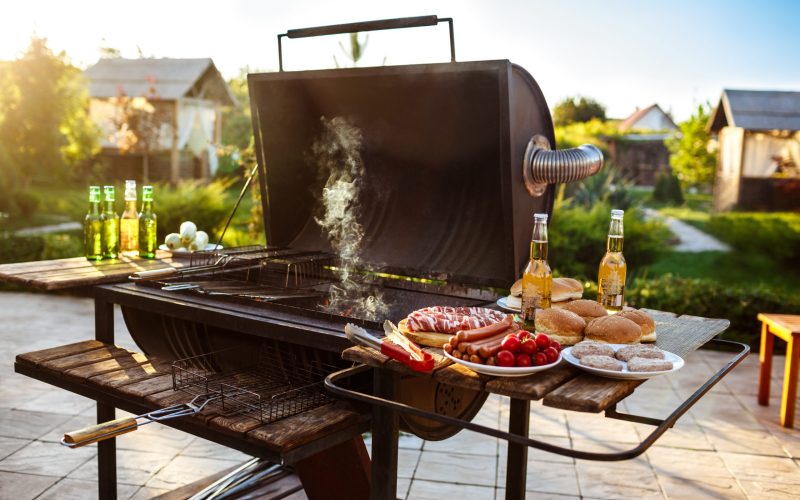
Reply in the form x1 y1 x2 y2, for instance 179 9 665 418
758 313 800 428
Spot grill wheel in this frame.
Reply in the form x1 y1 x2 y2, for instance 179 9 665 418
396 374 487 441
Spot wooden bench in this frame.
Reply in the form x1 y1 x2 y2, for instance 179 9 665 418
758 313 800 427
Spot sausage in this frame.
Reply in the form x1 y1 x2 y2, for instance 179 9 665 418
443 343 453 354
452 349 463 360
486 356 496 366
456 315 514 342
448 336 459 348
464 330 509 356
469 354 483 364
478 342 505 359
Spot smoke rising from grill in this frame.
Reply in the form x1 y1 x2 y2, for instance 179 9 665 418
312 117 388 321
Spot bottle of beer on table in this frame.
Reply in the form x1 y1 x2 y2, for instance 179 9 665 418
101 185 119 259
120 180 139 253
138 186 157 259
522 212 552 324
597 209 626 313
84 186 102 261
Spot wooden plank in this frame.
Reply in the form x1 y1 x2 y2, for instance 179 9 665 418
543 375 641 413
64 352 152 381
209 413 270 436
342 345 389 367
39 346 134 372
87 360 172 389
116 374 176 400
15 340 105 368
433 363 486 391
485 364 578 400
246 401 363 454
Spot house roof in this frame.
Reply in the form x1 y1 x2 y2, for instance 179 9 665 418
708 89 800 133
84 58 236 107
618 103 677 131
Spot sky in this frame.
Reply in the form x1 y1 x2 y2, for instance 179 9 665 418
1 0 798 121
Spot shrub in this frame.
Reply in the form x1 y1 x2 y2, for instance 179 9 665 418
567 166 638 211
549 201 671 280
41 232 83 260
12 191 41 218
627 274 800 349
707 212 800 266
0 233 45 263
652 171 684 205
154 179 233 242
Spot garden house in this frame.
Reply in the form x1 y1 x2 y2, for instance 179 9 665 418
608 104 677 185
708 89 800 212
85 58 236 183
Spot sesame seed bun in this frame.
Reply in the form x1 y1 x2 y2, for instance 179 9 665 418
584 315 641 344
534 308 586 346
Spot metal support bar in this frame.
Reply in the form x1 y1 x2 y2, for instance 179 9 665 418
370 369 399 500
94 293 116 500
506 398 530 499
326 339 749 462
604 405 671 427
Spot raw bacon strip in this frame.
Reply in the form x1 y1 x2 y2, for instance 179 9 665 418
417 306 505 320
406 311 501 333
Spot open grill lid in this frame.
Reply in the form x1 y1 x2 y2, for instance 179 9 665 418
248 18 559 289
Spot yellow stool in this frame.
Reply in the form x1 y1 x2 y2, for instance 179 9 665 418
758 313 800 428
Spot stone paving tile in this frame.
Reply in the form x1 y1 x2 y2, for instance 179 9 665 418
566 412 641 444
398 448 421 479
179 437 252 462
0 408 72 440
0 376 54 409
0 439 94 477
568 439 651 471
0 435 31 461
719 452 800 484
36 478 139 500
113 416 195 454
397 477 411 499
144 455 242 491
657 474 747 499
495 491 578 500
423 429 498 456
0 470 60 500
524 458 580 496
704 425 788 456
14 389 95 416
129 485 171 499
68 448 176 486
399 432 424 450
738 479 800 499
646 446 732 479
575 461 664 499
415 450 496 487
408 479 495 499
36 413 95 443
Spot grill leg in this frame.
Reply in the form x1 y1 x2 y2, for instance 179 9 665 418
95 295 117 500
505 398 530 500
371 369 398 500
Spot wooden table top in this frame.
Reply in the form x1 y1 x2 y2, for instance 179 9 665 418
344 310 731 414
758 313 800 337
0 251 186 291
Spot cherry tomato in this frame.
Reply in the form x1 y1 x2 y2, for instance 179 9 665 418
544 346 559 364
535 333 551 350
520 338 538 355
501 335 521 352
516 330 532 342
496 350 515 367
534 352 548 366
515 353 532 367
550 340 562 352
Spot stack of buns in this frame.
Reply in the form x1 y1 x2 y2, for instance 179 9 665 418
507 277 582 310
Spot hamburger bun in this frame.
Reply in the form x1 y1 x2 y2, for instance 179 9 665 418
534 308 586 346
510 279 523 297
397 318 450 348
554 299 607 323
552 277 583 303
584 315 641 344
616 310 656 342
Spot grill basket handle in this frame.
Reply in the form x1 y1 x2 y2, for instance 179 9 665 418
522 135 604 197
278 15 455 71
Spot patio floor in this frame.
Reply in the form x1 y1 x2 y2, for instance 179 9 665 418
1 292 800 499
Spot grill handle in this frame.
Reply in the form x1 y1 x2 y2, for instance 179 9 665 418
278 15 455 71
522 135 604 197
62 417 137 448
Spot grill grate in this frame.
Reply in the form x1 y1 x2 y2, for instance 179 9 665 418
172 345 337 424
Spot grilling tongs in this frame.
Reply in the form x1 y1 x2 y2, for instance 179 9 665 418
60 393 218 449
344 322 434 372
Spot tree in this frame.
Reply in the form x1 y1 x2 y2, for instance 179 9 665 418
665 104 717 189
0 37 99 190
553 96 607 126
220 68 252 150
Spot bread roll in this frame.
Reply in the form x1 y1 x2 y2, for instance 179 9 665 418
551 277 583 302
584 315 641 344
534 308 586 346
510 279 522 297
397 318 450 348
554 299 607 323
617 310 656 342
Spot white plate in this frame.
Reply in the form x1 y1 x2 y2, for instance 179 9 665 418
159 244 223 258
442 349 561 377
561 344 684 380
496 296 521 312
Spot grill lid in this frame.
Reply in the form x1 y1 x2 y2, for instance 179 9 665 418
248 60 555 288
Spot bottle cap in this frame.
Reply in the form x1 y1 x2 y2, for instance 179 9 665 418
534 213 548 221
89 186 100 202
611 209 624 218
124 180 137 201
142 186 154 201
103 185 115 202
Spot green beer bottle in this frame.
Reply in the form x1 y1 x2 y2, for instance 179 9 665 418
101 185 119 259
138 186 157 259
84 186 103 261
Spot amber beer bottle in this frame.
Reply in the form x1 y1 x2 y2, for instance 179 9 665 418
597 209 627 312
120 180 139 253
521 213 552 324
